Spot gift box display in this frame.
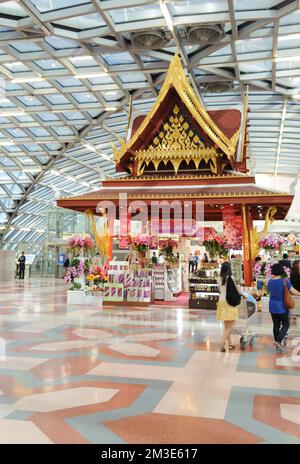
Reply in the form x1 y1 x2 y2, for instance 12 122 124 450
108 261 130 271
153 268 165 300
108 270 133 286
103 283 124 301
104 267 153 303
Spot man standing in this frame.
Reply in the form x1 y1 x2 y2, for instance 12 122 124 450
18 252 26 279
279 253 291 270
151 252 158 264
188 253 194 274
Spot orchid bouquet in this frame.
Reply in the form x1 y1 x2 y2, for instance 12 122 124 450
203 234 227 260
258 234 285 252
159 238 178 255
64 258 90 289
86 264 107 288
64 259 85 286
132 234 154 253
67 234 94 254
158 238 179 264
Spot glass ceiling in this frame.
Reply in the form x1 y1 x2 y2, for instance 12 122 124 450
1 0 300 248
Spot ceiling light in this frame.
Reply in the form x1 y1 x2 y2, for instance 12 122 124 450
275 55 300 63
74 72 107 79
71 56 91 62
11 77 44 83
22 167 42 173
0 110 25 116
0 141 15 146
278 33 300 41
104 107 117 111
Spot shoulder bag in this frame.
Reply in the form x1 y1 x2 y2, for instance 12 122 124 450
226 276 242 307
284 279 295 310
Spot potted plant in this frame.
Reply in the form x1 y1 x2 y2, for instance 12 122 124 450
67 233 94 257
202 234 226 261
132 234 153 268
258 234 285 257
158 238 179 267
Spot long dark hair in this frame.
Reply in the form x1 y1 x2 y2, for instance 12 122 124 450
290 260 300 284
220 262 232 285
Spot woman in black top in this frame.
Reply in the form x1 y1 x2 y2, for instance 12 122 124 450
290 260 300 292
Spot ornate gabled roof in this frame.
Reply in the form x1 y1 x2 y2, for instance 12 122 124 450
57 175 293 221
112 54 241 174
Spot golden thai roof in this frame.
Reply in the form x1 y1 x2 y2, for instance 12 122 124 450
113 54 240 167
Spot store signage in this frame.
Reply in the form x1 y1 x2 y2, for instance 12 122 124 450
287 234 297 245
118 236 131 249
57 253 66 265
150 219 202 237
25 254 35 265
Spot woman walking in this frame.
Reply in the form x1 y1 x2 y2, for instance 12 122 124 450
268 263 300 352
216 262 246 352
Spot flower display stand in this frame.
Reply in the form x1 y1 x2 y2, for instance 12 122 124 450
67 290 85 305
74 273 86 289
85 293 103 306
261 296 270 312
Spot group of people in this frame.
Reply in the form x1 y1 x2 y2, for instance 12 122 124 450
188 252 208 273
217 253 300 353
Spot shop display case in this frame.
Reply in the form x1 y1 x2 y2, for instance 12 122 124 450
189 274 220 310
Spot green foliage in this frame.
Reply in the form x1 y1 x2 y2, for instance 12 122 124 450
70 282 81 290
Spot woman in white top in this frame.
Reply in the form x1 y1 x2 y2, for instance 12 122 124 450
216 262 245 352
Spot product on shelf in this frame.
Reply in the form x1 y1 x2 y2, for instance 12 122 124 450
104 261 153 303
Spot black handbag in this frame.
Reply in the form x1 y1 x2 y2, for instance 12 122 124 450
226 276 242 307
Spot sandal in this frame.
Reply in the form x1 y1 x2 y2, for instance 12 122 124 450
229 344 235 350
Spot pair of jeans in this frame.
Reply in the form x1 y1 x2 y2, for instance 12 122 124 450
271 312 290 343
188 262 194 273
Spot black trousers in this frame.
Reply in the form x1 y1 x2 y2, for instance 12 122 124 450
271 312 290 343
19 265 25 279
189 262 194 273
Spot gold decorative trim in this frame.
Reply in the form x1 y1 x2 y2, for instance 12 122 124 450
104 173 253 182
61 191 292 201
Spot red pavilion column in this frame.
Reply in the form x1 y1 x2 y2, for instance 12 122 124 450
241 205 254 286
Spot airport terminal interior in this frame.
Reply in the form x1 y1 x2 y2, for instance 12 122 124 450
1 0 300 445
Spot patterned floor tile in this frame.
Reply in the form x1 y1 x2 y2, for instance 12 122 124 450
0 278 300 443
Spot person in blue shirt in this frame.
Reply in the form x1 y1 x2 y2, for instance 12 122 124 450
268 263 300 352
193 254 199 272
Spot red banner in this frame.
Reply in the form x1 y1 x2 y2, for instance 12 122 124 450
222 206 243 249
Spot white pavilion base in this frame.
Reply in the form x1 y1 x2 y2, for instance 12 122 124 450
85 294 103 306
67 290 103 306
67 290 85 305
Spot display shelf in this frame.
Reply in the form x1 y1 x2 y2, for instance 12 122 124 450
188 272 219 310
190 291 219 295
